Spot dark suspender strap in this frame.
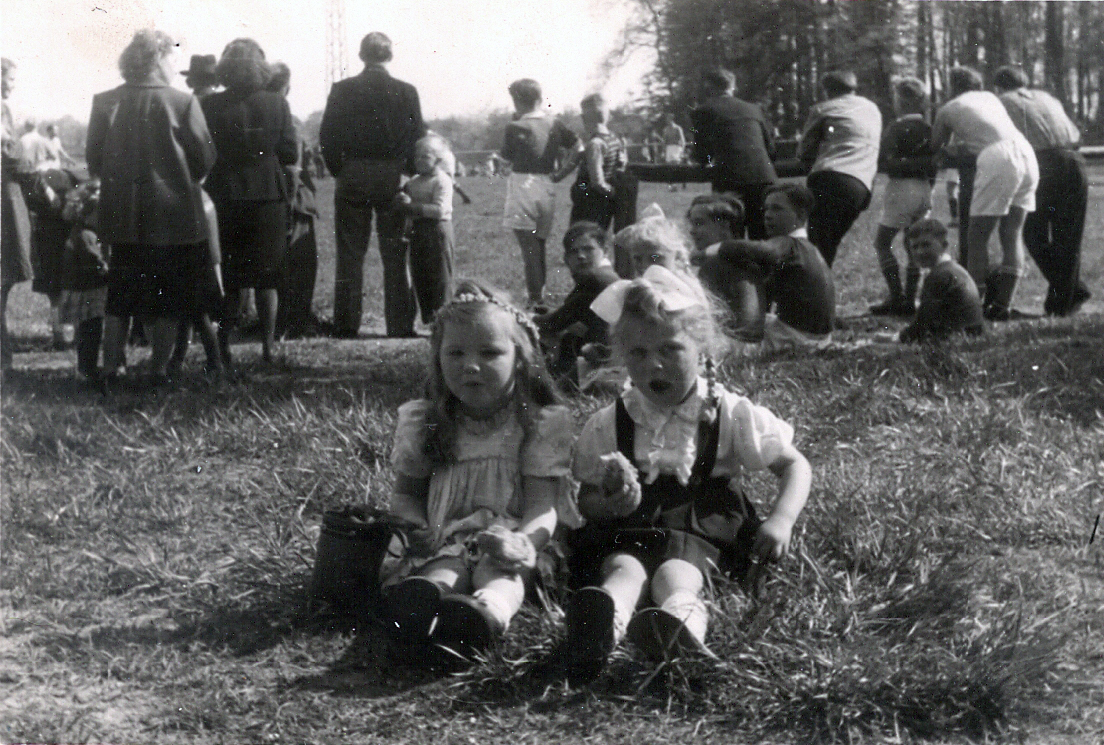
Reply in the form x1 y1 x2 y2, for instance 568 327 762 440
614 396 634 459
688 402 722 487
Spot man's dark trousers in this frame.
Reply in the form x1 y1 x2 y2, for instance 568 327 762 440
333 159 413 336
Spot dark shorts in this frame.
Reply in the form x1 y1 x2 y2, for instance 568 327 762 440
216 200 288 291
106 242 204 318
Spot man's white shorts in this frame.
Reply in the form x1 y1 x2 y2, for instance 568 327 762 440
971 136 1039 216
503 172 556 238
664 145 684 164
879 178 932 230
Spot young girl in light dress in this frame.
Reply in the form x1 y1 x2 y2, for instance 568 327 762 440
562 264 812 684
383 279 581 658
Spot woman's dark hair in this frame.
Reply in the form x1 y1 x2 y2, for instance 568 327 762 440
118 29 175 84
217 38 270 92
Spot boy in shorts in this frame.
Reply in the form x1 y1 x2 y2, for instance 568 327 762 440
500 79 581 308
871 77 936 317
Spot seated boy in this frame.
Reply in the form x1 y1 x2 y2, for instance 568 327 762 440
898 218 985 343
534 222 619 384
693 184 836 351
499 78 581 308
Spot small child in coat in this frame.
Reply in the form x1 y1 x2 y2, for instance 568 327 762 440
395 135 455 325
57 180 107 383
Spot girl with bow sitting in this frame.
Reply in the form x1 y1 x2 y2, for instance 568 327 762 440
562 264 812 685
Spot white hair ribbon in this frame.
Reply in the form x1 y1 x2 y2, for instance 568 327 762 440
590 264 706 325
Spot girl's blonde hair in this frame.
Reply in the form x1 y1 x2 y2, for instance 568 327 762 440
613 217 692 274
609 271 730 364
419 133 455 175
423 279 559 463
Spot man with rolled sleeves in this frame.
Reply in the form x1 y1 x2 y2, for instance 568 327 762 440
993 65 1090 317
690 68 777 240
320 32 425 338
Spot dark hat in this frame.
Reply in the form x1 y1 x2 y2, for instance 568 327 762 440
181 54 218 78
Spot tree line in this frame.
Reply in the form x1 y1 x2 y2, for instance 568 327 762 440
607 0 1104 143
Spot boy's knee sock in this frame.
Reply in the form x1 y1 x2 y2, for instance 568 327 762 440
76 318 103 376
904 264 921 305
878 255 902 298
659 589 708 644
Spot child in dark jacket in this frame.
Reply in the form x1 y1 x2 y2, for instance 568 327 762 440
899 218 985 343
57 180 107 381
533 222 619 386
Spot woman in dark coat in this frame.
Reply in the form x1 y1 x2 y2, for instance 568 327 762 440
202 39 298 364
1 57 34 370
86 29 217 386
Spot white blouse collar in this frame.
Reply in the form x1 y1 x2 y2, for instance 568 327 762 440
621 378 711 485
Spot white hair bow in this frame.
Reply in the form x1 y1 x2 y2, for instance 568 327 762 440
590 264 706 325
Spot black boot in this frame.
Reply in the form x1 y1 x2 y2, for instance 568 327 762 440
76 318 103 379
983 271 1019 321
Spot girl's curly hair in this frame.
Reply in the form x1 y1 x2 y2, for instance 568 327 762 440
422 279 559 464
217 38 271 92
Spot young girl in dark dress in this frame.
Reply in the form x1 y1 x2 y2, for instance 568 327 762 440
563 264 812 684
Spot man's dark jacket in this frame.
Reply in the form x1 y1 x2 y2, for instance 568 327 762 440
318 64 424 177
690 94 777 185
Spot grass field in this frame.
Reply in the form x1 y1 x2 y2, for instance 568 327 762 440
2 174 1103 744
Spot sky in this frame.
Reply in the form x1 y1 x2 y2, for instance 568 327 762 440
2 0 654 123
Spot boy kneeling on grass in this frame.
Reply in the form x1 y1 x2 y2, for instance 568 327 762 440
692 184 836 352
898 218 986 343
533 221 619 388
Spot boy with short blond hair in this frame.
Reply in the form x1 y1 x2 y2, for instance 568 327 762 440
898 218 985 343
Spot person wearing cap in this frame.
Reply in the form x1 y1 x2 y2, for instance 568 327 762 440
993 65 1090 317
797 69 882 267
319 32 426 338
182 54 219 98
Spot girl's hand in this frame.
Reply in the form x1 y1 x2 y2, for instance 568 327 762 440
476 525 537 572
599 452 642 517
752 514 794 564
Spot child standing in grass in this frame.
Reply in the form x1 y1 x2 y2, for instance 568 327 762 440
383 279 581 660
395 135 455 326
870 77 937 317
57 180 108 385
500 78 581 308
562 264 811 685
898 218 985 343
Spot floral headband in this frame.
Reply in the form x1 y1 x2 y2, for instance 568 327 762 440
443 292 540 337
590 264 706 326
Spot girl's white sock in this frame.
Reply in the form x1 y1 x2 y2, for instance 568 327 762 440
660 589 708 644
